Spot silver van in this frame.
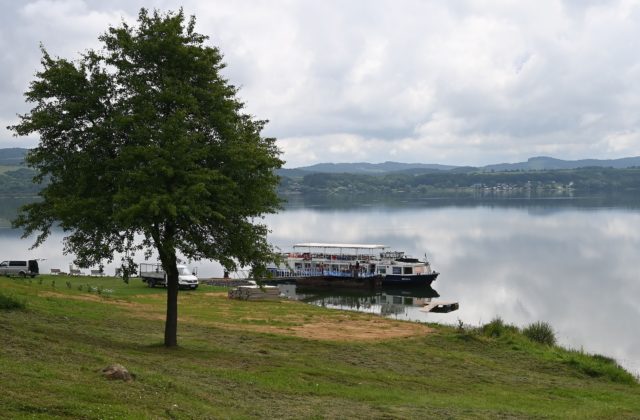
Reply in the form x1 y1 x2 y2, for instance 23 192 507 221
0 260 39 277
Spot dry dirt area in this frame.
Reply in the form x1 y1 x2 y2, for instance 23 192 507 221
186 316 431 341
39 291 431 341
271 318 431 341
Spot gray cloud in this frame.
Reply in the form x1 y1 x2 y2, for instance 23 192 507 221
2 0 640 166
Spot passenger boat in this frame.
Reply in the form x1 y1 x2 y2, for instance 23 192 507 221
268 243 439 287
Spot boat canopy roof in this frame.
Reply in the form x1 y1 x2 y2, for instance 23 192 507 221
293 243 386 250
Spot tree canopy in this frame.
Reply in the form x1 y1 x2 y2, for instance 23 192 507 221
9 8 283 346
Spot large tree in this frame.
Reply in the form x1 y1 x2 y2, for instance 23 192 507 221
9 9 282 347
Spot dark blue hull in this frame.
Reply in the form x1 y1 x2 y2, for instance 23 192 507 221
381 272 439 287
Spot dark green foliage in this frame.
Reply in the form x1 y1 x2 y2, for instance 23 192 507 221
523 321 556 346
481 317 518 338
8 8 282 346
0 292 26 310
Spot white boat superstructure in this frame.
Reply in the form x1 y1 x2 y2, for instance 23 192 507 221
268 243 439 287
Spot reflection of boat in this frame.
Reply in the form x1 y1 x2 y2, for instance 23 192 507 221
293 285 440 300
269 243 440 287
279 284 448 317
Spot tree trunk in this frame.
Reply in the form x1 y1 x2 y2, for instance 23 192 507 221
153 222 180 347
164 262 179 347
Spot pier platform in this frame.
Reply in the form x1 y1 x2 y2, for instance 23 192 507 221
420 301 459 313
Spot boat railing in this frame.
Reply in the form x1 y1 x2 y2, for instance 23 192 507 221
289 254 377 262
266 268 378 279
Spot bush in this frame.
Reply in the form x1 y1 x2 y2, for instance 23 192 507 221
523 321 556 346
0 292 26 310
481 317 517 338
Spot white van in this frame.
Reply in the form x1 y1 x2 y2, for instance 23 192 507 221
139 263 198 290
0 260 39 277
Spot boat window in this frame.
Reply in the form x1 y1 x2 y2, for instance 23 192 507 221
392 267 401 275
378 267 386 274
393 296 402 304
403 267 413 275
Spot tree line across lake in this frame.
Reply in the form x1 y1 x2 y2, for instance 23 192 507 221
3 165 640 198
279 167 640 196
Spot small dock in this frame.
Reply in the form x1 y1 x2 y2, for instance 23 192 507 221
227 285 281 301
420 301 459 313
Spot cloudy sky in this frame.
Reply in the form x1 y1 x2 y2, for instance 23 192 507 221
1 0 640 167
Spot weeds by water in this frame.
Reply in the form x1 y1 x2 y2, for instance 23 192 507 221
466 317 635 384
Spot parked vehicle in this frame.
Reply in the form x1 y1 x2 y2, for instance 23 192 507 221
139 263 199 289
0 260 39 278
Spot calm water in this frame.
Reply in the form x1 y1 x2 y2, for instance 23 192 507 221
1 197 639 374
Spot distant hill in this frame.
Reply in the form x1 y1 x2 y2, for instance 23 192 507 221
482 156 640 172
0 148 28 166
279 156 640 177
302 162 458 173
277 161 457 178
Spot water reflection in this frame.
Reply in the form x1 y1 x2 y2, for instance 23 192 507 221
278 284 447 321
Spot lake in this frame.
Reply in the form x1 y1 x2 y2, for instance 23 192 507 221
1 195 639 374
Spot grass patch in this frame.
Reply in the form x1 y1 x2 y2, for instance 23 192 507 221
560 350 638 384
0 292 26 310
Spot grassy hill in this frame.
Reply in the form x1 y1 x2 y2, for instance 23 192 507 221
1 275 638 418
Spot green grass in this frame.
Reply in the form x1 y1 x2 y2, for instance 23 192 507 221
0 291 26 310
0 275 638 419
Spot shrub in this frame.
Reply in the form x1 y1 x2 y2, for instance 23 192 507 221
523 321 556 346
0 292 26 310
481 317 517 338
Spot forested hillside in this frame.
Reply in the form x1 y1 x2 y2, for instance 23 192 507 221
279 167 640 196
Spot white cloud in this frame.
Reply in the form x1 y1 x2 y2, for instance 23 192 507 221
3 0 640 167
